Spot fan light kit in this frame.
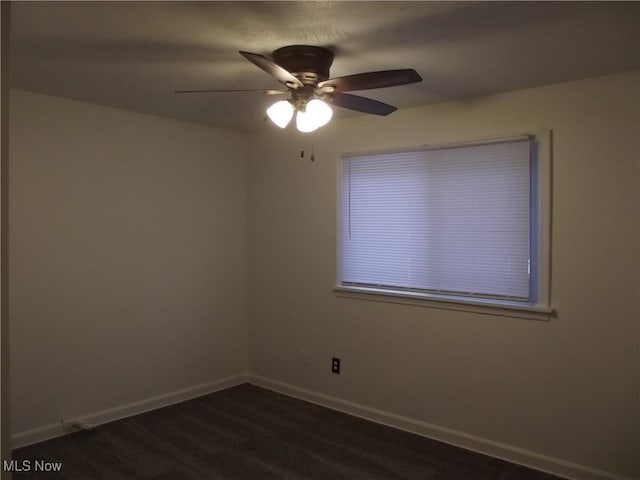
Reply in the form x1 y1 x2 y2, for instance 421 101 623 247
175 45 422 133
267 98 332 132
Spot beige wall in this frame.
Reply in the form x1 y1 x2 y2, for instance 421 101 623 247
7 72 639 478
9 90 248 435
248 72 640 478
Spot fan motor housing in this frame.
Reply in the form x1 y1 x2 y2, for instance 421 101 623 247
272 45 334 85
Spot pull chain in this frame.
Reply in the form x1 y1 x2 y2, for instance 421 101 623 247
300 143 316 162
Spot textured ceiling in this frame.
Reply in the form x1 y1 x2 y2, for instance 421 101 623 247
9 1 640 132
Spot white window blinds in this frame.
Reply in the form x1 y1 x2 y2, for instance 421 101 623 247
341 138 533 301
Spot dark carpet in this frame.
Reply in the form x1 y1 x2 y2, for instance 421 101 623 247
12 383 563 479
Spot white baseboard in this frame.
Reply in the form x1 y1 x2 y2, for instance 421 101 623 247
248 375 634 480
12 373 249 449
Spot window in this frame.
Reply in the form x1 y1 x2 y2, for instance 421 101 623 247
337 134 552 317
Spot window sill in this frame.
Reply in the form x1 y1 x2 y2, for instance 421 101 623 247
333 285 554 321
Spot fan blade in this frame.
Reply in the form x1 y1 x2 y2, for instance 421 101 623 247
175 88 286 95
239 51 304 89
330 93 397 116
318 69 422 93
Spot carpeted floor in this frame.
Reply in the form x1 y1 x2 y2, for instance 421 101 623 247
12 383 564 479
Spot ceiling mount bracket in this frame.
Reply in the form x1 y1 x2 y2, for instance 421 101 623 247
272 45 334 85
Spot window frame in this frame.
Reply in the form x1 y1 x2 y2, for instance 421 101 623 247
334 131 553 321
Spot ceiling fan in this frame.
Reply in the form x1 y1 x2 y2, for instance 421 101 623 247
175 45 422 132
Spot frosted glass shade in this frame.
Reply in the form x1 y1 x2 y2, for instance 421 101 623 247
306 99 333 127
296 109 319 133
266 100 294 128
296 99 333 133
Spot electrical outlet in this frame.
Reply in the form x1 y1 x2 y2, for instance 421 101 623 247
331 357 341 374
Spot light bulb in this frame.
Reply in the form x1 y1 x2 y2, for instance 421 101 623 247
306 99 333 127
266 100 294 128
296 109 319 133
